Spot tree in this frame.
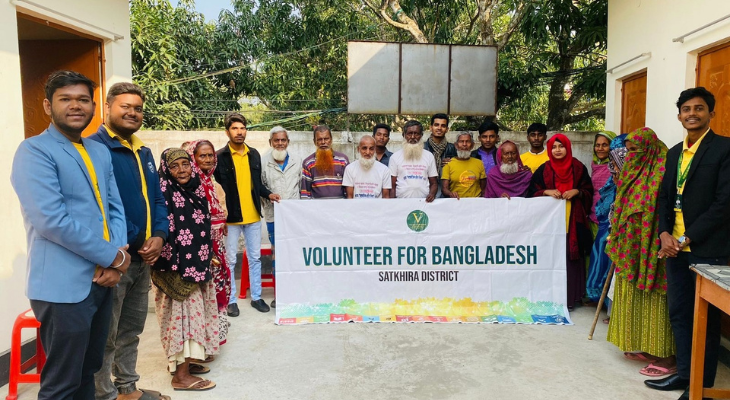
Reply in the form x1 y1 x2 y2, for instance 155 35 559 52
131 0 257 129
359 0 607 130
519 0 607 129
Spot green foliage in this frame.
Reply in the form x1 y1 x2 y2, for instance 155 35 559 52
130 0 607 132
131 0 254 129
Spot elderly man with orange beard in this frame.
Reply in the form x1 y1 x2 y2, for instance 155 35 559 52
301 124 350 199
389 120 438 202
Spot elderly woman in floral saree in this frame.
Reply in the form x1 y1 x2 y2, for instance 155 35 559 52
606 127 676 377
152 148 219 391
185 140 232 346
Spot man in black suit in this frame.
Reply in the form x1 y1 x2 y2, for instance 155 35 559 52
646 87 730 399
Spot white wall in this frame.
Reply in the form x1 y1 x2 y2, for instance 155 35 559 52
0 0 131 353
606 0 730 145
136 130 599 171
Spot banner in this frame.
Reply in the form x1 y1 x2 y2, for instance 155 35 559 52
274 197 571 325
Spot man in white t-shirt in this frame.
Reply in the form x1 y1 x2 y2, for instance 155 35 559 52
389 120 438 201
343 135 391 198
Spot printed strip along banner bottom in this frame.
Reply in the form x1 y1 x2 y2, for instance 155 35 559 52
274 197 571 325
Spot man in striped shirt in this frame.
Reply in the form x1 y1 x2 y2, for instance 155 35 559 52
301 125 349 199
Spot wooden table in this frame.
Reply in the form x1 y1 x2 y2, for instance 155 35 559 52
690 264 730 400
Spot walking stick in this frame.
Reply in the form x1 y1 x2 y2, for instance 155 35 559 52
588 264 615 340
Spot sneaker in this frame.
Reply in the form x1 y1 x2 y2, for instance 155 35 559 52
271 299 276 309
226 303 240 317
251 299 270 313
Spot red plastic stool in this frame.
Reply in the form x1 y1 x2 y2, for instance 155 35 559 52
6 309 45 400
238 245 275 299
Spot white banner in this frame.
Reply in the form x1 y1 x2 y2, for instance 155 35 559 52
274 197 570 325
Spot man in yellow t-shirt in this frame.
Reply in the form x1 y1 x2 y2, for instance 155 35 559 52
520 122 550 173
442 132 486 198
649 87 730 396
213 113 281 315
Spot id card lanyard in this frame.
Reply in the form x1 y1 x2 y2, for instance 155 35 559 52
675 151 693 211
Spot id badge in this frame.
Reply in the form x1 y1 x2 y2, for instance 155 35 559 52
674 194 683 211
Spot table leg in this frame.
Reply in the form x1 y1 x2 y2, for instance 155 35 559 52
690 274 709 400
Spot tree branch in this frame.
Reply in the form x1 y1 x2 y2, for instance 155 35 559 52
463 6 481 42
563 108 606 125
361 0 428 43
496 1 530 49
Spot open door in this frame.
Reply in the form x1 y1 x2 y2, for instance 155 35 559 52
17 14 104 138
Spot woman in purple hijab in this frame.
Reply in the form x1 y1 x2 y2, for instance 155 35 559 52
484 140 533 199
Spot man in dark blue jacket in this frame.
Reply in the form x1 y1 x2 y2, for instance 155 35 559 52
89 83 170 400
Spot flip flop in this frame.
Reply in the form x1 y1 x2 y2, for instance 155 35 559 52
169 363 210 375
172 379 216 391
639 363 677 377
623 352 658 362
138 389 171 400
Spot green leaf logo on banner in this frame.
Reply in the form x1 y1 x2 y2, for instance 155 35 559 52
406 210 429 232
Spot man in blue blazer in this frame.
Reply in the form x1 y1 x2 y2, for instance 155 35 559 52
11 71 131 400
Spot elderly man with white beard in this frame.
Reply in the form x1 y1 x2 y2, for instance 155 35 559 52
261 126 300 308
388 120 438 202
343 135 392 198
484 140 533 199
441 132 487 199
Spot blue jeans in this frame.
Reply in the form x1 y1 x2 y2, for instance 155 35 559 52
266 221 275 275
94 261 150 399
225 222 263 302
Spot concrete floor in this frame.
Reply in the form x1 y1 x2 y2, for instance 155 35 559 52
3 287 729 400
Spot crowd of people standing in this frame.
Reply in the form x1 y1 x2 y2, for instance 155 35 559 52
10 68 730 400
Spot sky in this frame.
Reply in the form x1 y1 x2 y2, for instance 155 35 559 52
170 0 233 21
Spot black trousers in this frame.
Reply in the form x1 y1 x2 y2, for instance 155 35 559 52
665 252 727 386
30 283 112 400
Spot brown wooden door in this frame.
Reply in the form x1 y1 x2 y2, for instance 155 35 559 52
697 42 730 337
18 39 103 138
697 42 730 137
620 71 647 134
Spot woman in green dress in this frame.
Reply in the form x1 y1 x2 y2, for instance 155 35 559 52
606 127 676 377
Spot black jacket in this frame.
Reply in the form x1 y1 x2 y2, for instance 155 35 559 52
424 140 457 162
658 130 730 258
213 144 272 223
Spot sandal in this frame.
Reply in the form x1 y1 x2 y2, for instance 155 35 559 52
169 363 210 375
194 355 215 363
137 389 172 400
172 378 216 391
602 317 610 324
623 352 658 362
639 363 677 377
